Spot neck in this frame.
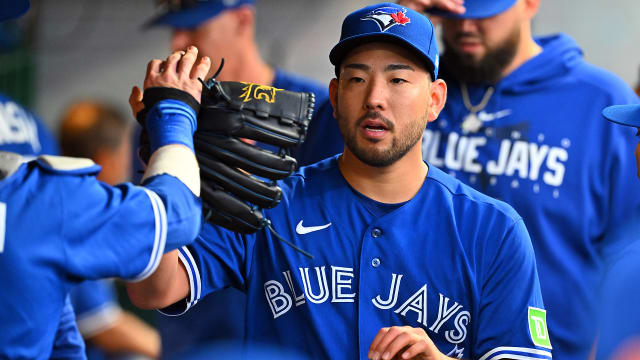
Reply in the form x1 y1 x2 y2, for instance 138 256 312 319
219 42 274 85
338 145 428 204
501 25 541 79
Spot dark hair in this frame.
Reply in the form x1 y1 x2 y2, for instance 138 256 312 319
59 101 130 159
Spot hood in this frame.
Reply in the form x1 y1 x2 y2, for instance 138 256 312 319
441 33 584 93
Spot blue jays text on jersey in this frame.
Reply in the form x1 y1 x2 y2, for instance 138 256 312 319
163 156 552 360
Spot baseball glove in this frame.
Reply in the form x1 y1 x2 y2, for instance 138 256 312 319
195 77 315 235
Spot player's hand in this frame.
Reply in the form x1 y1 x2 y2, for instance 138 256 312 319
143 46 211 103
369 326 448 360
397 0 466 15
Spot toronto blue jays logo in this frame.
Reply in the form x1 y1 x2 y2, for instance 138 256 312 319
361 7 411 32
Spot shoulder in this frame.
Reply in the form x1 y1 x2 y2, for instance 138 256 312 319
424 164 522 224
35 155 101 176
278 156 342 200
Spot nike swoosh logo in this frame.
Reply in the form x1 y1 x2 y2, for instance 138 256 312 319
477 109 512 122
296 220 332 235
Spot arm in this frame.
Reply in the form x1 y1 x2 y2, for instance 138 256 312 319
87 311 161 359
127 251 190 310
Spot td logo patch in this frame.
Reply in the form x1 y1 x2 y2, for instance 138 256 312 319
528 307 552 349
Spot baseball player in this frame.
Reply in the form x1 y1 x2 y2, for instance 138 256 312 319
296 1 640 358
128 4 551 359
596 104 640 360
143 0 329 353
0 0 209 352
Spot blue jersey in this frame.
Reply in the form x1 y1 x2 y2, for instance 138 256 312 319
0 154 194 359
0 94 59 156
164 156 551 360
50 295 87 360
156 68 330 357
295 33 640 359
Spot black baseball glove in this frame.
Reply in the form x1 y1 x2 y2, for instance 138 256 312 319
195 78 315 234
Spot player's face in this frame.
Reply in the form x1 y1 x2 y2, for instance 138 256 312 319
329 42 446 167
440 3 523 83
170 11 238 79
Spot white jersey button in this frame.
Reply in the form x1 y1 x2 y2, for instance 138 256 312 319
371 228 382 238
371 258 381 267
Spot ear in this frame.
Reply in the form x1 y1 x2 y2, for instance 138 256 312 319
329 78 339 119
427 79 447 122
522 0 540 20
233 5 255 34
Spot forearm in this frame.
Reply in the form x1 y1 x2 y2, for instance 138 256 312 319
127 250 189 309
88 312 161 358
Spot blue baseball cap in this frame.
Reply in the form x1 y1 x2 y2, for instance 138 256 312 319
0 0 30 21
603 104 640 128
430 0 517 19
145 0 255 29
330 3 439 80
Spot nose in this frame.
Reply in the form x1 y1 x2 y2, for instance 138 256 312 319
170 29 192 51
458 18 479 33
364 77 386 111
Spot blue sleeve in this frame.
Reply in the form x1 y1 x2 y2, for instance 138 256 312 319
474 219 553 360
60 173 200 281
69 280 122 337
50 295 87 360
160 222 256 316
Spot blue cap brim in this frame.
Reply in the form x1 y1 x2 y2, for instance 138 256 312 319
429 0 517 19
144 0 254 29
603 104 640 128
330 33 436 80
0 0 30 21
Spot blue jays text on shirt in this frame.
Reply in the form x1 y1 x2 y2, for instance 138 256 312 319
0 99 41 153
423 112 569 193
265 267 470 346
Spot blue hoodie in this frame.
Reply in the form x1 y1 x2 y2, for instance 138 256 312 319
425 34 640 360
297 33 640 359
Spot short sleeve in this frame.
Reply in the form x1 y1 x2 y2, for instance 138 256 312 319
160 222 257 316
475 219 553 360
60 175 167 281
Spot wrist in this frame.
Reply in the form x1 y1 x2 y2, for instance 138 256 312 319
146 99 197 153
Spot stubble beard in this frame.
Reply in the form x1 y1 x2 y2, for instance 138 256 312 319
337 108 428 168
441 25 521 85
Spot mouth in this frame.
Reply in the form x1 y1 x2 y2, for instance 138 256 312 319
359 117 391 140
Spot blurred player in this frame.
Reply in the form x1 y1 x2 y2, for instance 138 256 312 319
297 1 640 357
0 3 209 352
59 101 161 359
128 4 551 359
143 0 329 354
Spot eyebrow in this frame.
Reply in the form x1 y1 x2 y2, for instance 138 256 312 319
343 63 415 72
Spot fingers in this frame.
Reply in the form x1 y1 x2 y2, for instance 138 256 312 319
369 327 439 360
438 0 465 14
129 86 144 117
177 46 198 78
146 59 162 79
164 50 184 76
191 55 211 81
